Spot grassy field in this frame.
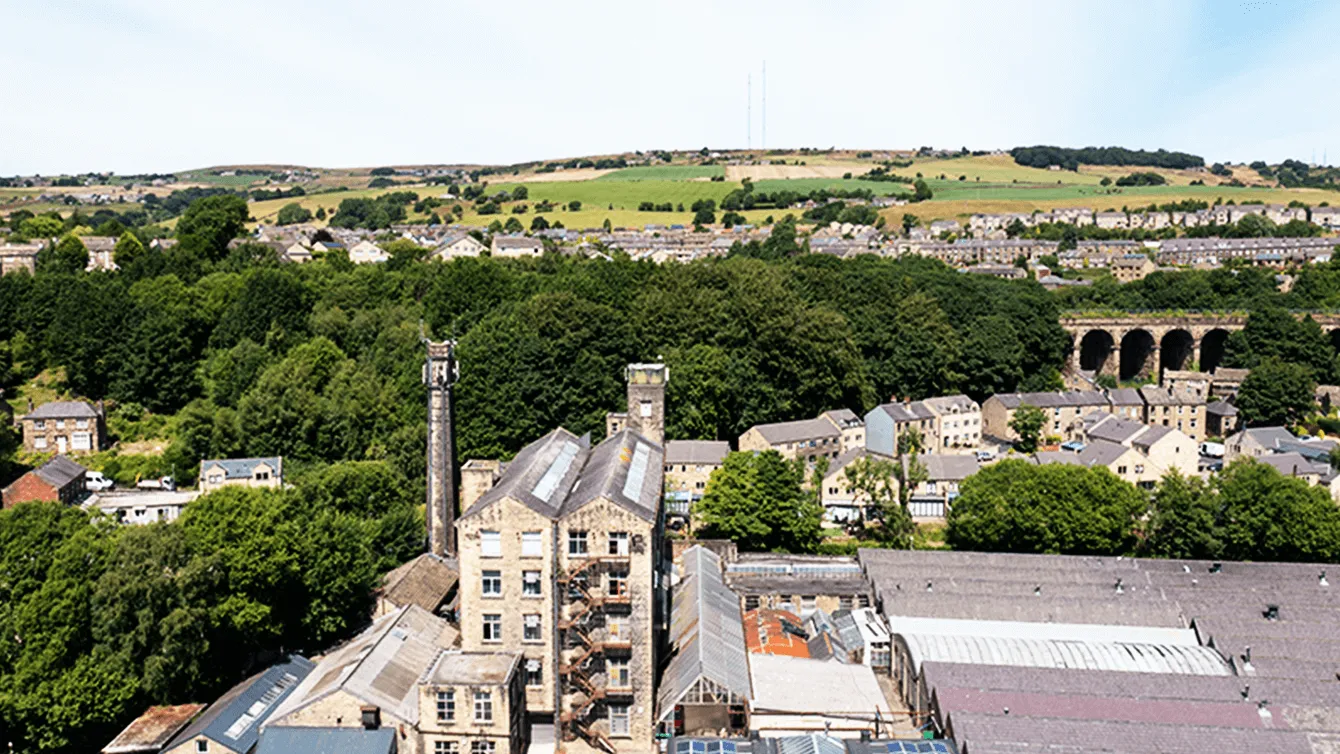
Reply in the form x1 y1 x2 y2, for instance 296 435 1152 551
881 182 1336 223
176 170 266 188
595 165 724 181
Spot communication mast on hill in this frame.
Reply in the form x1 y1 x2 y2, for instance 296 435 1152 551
762 60 767 150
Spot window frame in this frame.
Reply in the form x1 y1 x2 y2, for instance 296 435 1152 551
474 690 494 723
480 530 502 558
436 690 456 722
482 614 502 643
567 530 588 556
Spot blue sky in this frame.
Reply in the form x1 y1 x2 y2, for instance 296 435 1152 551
2 0 1337 174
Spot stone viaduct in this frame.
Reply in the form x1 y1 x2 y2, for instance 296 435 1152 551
1060 313 1340 381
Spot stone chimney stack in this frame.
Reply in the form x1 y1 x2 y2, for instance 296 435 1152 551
624 363 668 446
423 339 458 558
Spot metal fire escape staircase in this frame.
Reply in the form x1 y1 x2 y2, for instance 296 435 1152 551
557 556 632 754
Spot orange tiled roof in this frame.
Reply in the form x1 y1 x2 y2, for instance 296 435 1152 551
742 608 811 658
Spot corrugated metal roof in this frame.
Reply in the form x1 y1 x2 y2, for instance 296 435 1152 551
900 632 1230 676
265 606 449 728
665 440 730 466
946 711 1314 754
657 546 753 721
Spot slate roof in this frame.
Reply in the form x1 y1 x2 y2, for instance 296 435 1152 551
749 417 841 444
22 400 100 420
990 391 1111 409
254 727 395 754
494 235 543 248
1130 425 1173 452
820 408 864 428
1206 401 1238 417
200 457 281 480
102 704 205 754
875 402 937 423
921 395 979 415
1226 426 1296 451
1254 451 1323 478
164 655 313 754
665 440 730 466
918 454 980 482
32 455 87 488
1106 387 1144 406
461 428 663 523
379 553 458 613
1085 415 1147 444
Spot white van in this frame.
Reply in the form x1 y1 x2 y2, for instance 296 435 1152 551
1200 441 1225 458
85 471 114 491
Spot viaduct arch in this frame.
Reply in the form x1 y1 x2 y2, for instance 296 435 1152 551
1061 313 1340 382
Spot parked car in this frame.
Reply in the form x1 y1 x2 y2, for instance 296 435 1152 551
975 449 997 462
136 476 176 491
85 471 114 491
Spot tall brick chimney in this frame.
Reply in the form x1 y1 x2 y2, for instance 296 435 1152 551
423 339 458 557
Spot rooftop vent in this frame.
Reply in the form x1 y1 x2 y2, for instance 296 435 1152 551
1322 571 1329 587
361 705 380 730
1114 578 1124 595
1033 585 1041 597
925 581 933 593
1210 562 1223 574
1264 605 1280 621
1241 684 1250 700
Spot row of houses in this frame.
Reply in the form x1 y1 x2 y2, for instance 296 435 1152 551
966 203 1340 234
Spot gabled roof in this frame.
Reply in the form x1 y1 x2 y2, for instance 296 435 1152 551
990 391 1111 410
820 409 864 428
165 655 313 754
1226 426 1295 450
1085 416 1146 445
874 402 936 423
1105 387 1144 406
1254 451 1323 478
564 429 664 521
665 440 730 466
464 428 590 518
32 455 87 488
749 417 842 444
1076 440 1133 469
918 454 980 482
1206 401 1238 417
1130 425 1173 452
493 235 543 248
265 606 449 728
921 395 979 416
657 546 752 721
200 457 281 480
22 400 100 420
462 428 662 523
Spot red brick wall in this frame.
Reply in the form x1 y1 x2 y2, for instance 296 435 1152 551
1 473 59 509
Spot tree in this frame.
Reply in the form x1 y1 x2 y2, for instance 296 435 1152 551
112 232 145 270
503 217 524 234
1009 404 1046 452
1141 471 1221 559
1210 459 1340 562
568 200 582 211
511 186 529 201
901 213 919 233
44 234 90 274
175 194 249 261
693 207 716 226
947 459 1146 555
1236 358 1315 428
277 202 312 225
694 450 824 553
912 179 933 202
530 215 550 231
842 454 910 545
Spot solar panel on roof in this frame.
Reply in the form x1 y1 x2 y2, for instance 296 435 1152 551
676 743 690 754
707 743 721 754
622 442 651 500
692 742 706 753
722 743 737 754
533 442 579 502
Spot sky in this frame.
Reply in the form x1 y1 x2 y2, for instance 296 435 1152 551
2 0 1338 175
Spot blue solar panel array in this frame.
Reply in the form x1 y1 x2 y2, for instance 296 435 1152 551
676 742 738 754
885 742 951 754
